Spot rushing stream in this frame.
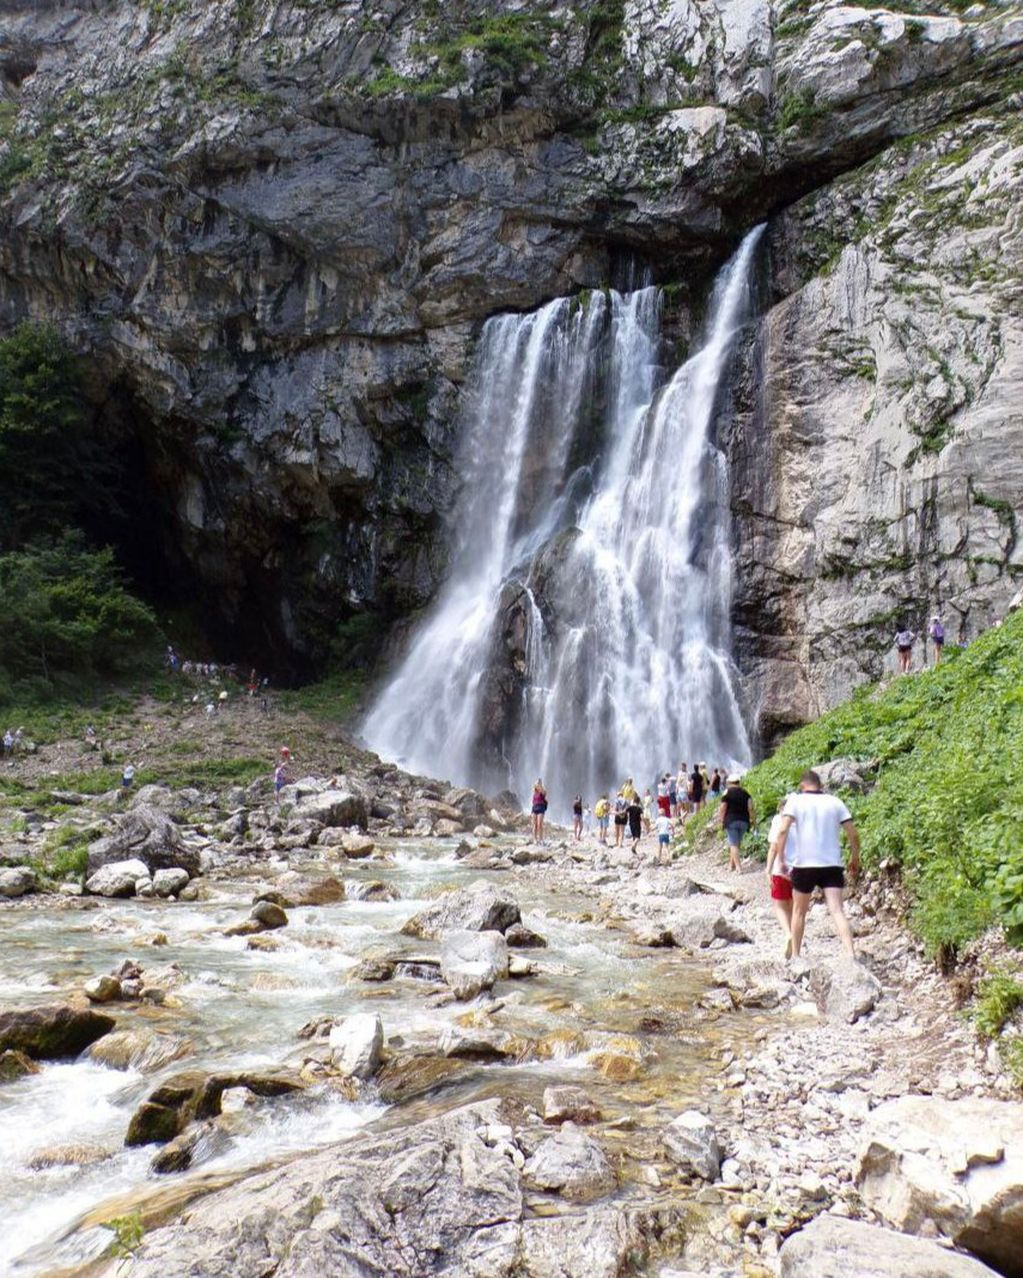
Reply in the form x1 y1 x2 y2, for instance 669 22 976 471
364 229 764 806
2 844 736 1275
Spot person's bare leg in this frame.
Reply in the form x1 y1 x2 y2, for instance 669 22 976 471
823 886 856 957
772 899 793 955
728 839 741 871
790 892 811 958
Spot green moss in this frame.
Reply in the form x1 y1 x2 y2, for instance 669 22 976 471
778 88 828 134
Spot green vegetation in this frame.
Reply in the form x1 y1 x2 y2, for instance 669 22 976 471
103 1211 145 1266
778 88 828 134
278 670 368 724
717 607 1023 962
973 969 1023 1038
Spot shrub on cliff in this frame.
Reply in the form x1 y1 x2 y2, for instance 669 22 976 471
737 606 1023 959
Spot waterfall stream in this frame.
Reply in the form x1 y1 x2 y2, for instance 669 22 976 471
364 228 764 808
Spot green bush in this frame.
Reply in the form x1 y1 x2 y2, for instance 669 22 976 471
973 970 1023 1039
738 608 1023 957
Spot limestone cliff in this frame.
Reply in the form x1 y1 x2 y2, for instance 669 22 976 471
0 0 1020 717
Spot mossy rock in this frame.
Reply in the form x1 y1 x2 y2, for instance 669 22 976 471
0 1005 115 1060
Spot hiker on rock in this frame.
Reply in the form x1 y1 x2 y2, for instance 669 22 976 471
773 769 861 959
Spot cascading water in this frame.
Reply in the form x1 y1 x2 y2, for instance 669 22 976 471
364 226 764 807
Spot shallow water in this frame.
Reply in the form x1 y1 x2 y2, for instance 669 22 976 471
1 841 739 1274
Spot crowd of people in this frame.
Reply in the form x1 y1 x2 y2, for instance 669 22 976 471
1 726 25 757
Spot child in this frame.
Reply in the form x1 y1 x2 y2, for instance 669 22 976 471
274 760 288 804
765 798 794 957
655 811 673 862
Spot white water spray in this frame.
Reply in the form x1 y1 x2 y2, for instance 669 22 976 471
364 227 764 806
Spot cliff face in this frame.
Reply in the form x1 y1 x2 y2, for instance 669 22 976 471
0 1 1021 711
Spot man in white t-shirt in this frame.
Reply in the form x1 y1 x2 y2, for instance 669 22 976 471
774 769 861 959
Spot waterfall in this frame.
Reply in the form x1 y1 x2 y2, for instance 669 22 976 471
364 226 763 808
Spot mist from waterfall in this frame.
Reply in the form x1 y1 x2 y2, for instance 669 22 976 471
363 227 764 807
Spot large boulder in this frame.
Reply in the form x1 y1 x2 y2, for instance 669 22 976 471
401 881 521 940
152 868 190 898
261 872 346 907
0 1005 115 1060
856 1097 1023 1277
780 1214 1000 1277
440 929 509 1000
291 789 369 830
126 1069 306 1146
810 958 882 1024
522 1129 617 1202
665 895 751 949
0 866 38 897
85 858 150 897
87 805 200 878
812 759 875 794
329 1014 384 1080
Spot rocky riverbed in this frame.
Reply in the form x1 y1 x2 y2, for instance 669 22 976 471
1 707 1021 1277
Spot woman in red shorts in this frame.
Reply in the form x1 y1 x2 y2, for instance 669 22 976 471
765 798 794 957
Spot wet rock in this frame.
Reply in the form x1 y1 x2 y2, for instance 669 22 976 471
246 934 280 952
810 958 882 1023
126 1069 306 1146
543 1086 601 1126
0 865 38 897
473 824 496 839
508 955 535 978
291 789 369 831
329 1013 383 1079
440 928 509 1000
87 805 200 878
152 868 190 898
251 900 288 930
85 858 150 897
663 1110 722 1181
699 988 736 1012
28 1143 113 1169
0 1049 40 1081
402 880 521 940
135 875 155 898
374 1052 468 1104
84 974 122 1003
0 1005 114 1060
631 922 675 947
350 956 397 982
348 879 400 902
522 1128 617 1202
340 831 376 857
438 1026 521 1060
505 922 547 948
856 1096 1023 1276
779 1214 999 1278
434 818 465 837
151 1118 232 1174
126 1100 183 1146
259 872 346 907
177 880 203 902
87 1028 192 1072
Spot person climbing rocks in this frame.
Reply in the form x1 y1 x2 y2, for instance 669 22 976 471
627 791 643 850
894 626 915 673
613 791 628 847
719 773 755 872
765 798 794 957
773 770 861 960
531 780 548 843
572 794 583 841
595 793 610 844
928 614 945 665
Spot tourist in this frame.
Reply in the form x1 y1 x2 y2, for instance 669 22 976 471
655 810 673 862
627 791 643 850
613 791 628 847
2 728 12 756
657 775 671 818
642 787 653 833
718 773 755 872
121 762 135 794
583 803 593 837
572 794 583 841
531 779 548 843
595 793 610 844
765 798 794 957
709 767 722 800
622 776 636 802
773 770 861 959
274 758 288 804
928 614 945 665
688 762 705 812
676 763 689 816
668 769 678 817
894 625 915 673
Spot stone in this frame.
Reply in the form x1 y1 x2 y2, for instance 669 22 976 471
666 895 751 948
84 974 122 1003
813 759 874 794
85 858 150 897
350 957 397 982
779 1214 1000 1278
0 1048 40 1081
291 790 369 831
434 818 465 837
87 805 199 877
28 1143 113 1169
340 832 376 858
631 922 675 947
0 865 38 897
151 1119 232 1174
126 1069 306 1146
402 881 521 940
810 958 882 1024
856 1096 1023 1277
438 1026 520 1059
87 1028 192 1072
505 922 547 948
328 1013 384 1080
663 1110 722 1181
543 1085 601 1126
473 825 496 838
348 880 400 902
522 1128 617 1202
0 1005 115 1060
440 928 509 1000
135 875 155 897
152 867 190 897
250 900 288 930
259 872 346 907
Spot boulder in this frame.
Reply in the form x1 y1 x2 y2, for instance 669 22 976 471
340 832 376 858
434 818 465 838
126 1069 306 1146
348 880 400 902
251 900 288 930
666 895 751 948
0 866 38 897
813 759 875 794
85 858 151 897
87 1028 193 1072
779 1214 1000 1278
258 872 346 907
810 958 882 1023
438 1026 521 1059
631 923 675 948
522 1128 617 1202
0 1048 41 1081
350 957 397 982
84 975 122 1004
151 1118 232 1174
856 1096 1023 1277
505 922 547 948
329 1013 384 1080
87 805 200 877
152 868 190 898
543 1085 601 1126
28 1143 113 1169
0 1005 115 1060
291 790 369 830
401 881 521 940
663 1110 722 1181
440 928 509 1000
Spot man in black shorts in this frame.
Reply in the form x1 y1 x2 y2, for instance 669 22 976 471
773 770 861 959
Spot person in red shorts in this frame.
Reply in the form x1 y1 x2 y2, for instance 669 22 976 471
765 798 794 956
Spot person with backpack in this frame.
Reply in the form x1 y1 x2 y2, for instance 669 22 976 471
612 792 628 847
894 626 915 673
928 615 945 665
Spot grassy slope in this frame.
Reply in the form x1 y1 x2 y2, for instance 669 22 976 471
726 607 1023 959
